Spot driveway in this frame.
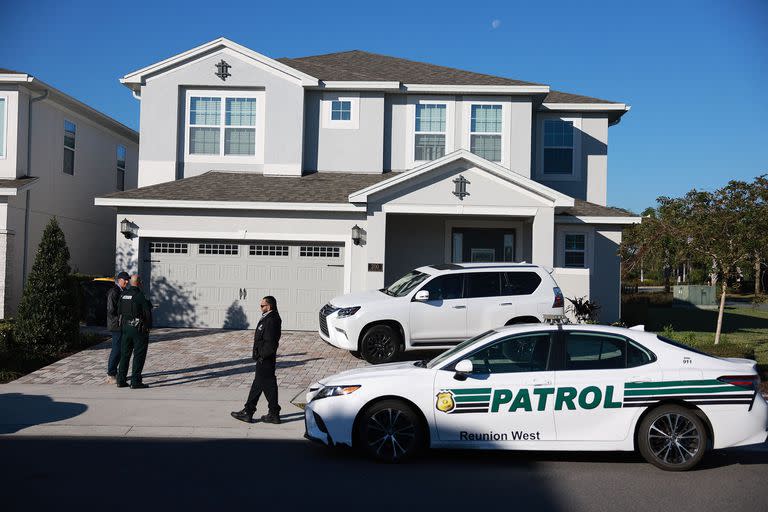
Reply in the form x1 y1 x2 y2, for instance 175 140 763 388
13 328 370 389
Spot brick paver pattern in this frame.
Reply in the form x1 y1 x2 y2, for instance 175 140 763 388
14 329 373 389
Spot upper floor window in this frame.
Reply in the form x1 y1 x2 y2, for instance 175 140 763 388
415 103 446 161
470 104 502 162
0 97 6 158
331 100 351 121
188 96 256 156
116 145 126 191
564 233 586 268
543 119 574 174
63 120 76 175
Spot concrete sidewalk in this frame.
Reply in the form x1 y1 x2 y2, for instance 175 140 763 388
0 383 308 440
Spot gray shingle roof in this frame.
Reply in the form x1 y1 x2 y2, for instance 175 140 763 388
543 90 618 104
558 199 634 217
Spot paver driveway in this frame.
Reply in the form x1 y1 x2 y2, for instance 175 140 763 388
13 329 374 389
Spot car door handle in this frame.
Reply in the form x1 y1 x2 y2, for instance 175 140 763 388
529 379 552 387
452 305 466 309
499 302 513 306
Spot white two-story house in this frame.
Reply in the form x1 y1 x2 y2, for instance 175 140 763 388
96 37 639 331
0 69 138 318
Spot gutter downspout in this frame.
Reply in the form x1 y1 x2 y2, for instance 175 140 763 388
22 89 49 287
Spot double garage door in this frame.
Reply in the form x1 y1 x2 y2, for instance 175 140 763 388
143 239 344 330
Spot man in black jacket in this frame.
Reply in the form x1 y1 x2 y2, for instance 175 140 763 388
106 271 130 384
231 296 282 424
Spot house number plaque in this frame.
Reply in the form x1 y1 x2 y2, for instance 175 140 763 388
368 263 383 272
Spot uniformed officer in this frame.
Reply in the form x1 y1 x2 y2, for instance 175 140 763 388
231 296 282 424
116 274 153 389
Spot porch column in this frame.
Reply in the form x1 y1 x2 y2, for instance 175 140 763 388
365 207 387 289
531 207 554 267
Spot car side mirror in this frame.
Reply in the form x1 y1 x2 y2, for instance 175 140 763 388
453 359 473 380
414 290 430 301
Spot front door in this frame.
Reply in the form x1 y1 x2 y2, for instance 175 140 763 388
452 228 515 263
433 332 556 446
409 274 466 344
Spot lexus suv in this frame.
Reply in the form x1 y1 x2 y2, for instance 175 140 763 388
318 263 565 364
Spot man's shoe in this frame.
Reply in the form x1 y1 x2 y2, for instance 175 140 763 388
231 409 254 423
260 413 281 425
130 382 149 389
116 381 128 388
106 376 116 385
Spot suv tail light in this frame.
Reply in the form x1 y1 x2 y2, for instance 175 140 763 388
552 287 564 308
717 375 759 390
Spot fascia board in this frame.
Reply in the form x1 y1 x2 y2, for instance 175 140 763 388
540 103 629 112
555 216 641 225
0 74 33 83
94 197 363 212
120 37 319 87
317 81 401 91
404 84 549 94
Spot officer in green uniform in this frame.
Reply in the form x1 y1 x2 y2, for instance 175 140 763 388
116 274 153 389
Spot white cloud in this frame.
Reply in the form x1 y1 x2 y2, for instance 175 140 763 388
491 19 501 29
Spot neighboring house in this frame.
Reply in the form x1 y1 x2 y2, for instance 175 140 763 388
95 37 639 331
0 69 139 318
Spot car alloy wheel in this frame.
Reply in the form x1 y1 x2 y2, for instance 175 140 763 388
361 325 401 364
638 405 707 471
358 400 424 462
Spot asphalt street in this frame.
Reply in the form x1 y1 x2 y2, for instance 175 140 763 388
3 436 766 512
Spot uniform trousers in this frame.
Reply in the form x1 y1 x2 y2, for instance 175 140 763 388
245 358 280 415
117 325 148 385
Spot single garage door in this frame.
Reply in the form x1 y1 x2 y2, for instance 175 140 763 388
143 239 345 330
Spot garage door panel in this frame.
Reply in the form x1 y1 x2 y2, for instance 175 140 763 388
196 286 220 305
196 264 219 281
247 265 269 282
296 288 319 307
270 267 290 282
297 267 323 282
296 311 316 330
220 265 243 281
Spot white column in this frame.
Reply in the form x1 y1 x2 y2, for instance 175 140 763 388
0 229 14 319
365 206 387 289
531 207 554 268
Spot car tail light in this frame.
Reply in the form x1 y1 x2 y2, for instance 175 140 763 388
552 287 564 308
717 375 759 390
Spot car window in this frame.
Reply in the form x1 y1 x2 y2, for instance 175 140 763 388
565 332 626 370
627 341 656 367
466 333 551 374
464 272 501 298
426 330 497 369
501 272 542 296
419 274 462 300
384 270 429 297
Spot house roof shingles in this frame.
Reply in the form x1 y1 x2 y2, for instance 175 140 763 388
558 199 634 217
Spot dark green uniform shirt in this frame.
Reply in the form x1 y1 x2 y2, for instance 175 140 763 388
119 285 153 329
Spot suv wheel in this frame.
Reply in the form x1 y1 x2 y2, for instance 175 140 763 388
360 325 401 364
357 399 425 462
637 404 707 471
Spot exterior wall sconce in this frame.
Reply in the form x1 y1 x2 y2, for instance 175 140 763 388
120 218 137 239
351 224 363 246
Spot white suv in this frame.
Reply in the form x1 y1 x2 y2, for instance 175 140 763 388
318 263 565 364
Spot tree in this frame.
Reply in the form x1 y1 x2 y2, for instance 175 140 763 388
745 175 768 295
15 217 80 357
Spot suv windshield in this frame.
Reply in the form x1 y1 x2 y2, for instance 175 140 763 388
426 330 497 369
383 270 430 297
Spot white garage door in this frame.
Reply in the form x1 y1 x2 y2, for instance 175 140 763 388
143 240 345 330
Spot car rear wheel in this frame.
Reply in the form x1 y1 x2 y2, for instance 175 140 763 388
360 325 401 364
637 404 707 471
357 399 425 463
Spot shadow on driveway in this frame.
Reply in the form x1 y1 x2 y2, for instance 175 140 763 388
0 393 88 434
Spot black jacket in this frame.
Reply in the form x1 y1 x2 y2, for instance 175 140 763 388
252 311 281 362
106 284 123 332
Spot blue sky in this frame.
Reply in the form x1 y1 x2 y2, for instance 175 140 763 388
1 0 765 213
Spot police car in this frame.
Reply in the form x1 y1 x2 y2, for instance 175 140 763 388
304 324 767 470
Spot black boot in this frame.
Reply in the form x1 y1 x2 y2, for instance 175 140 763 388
116 381 128 388
260 413 281 424
231 409 254 423
130 382 149 389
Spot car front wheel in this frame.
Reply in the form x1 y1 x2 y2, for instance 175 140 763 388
360 325 401 364
357 399 425 462
637 404 708 471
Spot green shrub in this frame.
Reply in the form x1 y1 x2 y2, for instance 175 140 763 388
0 319 13 360
14 218 80 358
697 344 755 360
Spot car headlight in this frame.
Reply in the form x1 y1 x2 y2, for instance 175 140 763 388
313 385 361 401
336 306 361 318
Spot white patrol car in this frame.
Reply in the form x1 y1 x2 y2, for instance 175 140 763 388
319 263 565 364
304 324 768 470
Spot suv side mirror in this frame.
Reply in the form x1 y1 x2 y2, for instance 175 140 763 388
414 290 430 301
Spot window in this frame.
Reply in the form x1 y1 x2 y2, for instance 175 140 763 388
470 104 502 162
149 242 188 254
467 333 551 374
0 98 5 157
250 245 289 256
199 243 239 255
116 145 126 191
627 341 656 367
414 103 446 161
418 275 462 301
565 332 626 370
189 96 256 156
543 119 574 174
63 120 76 175
564 233 586 268
501 272 541 296
331 100 351 121
464 272 501 298
299 246 340 258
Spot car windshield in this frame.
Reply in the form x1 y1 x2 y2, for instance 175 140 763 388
382 270 430 297
426 330 497 369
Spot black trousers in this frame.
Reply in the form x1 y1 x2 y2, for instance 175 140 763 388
117 326 148 385
245 358 280 415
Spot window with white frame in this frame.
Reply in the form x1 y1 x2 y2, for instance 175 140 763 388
331 100 351 121
414 103 446 161
188 95 256 156
543 120 574 174
63 120 76 175
0 98 5 158
564 233 586 268
116 145 126 191
470 104 502 162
